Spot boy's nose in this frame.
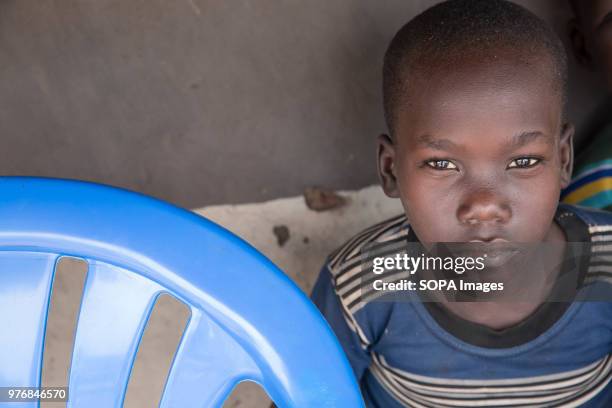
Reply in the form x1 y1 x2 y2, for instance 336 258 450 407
456 189 511 226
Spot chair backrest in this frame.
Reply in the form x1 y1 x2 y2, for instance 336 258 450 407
0 177 364 408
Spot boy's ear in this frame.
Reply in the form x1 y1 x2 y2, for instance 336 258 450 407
377 134 400 198
568 18 594 69
559 123 575 189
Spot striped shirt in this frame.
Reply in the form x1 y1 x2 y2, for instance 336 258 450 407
562 123 612 210
311 204 612 407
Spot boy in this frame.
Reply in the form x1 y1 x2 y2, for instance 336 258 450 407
561 0 612 210
312 1 612 407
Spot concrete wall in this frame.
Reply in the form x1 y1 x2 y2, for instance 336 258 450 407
1 0 608 208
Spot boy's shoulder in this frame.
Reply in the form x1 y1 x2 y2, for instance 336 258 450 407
326 213 409 276
316 214 410 349
322 214 409 321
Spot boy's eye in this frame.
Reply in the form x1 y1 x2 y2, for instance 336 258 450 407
507 157 540 169
425 159 458 170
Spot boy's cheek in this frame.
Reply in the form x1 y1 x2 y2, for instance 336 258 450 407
399 183 463 236
399 175 460 210
506 171 561 207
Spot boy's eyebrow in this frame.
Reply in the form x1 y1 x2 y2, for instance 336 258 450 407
416 135 457 150
416 131 550 150
511 131 550 147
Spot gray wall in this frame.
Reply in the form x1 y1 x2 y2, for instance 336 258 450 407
1 0 608 208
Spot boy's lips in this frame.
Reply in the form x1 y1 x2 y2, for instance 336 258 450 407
468 238 509 243
445 239 522 267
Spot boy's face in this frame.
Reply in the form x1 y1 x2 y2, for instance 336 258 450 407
377 55 573 244
570 0 612 90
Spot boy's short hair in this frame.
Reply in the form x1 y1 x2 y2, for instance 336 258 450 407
382 0 569 135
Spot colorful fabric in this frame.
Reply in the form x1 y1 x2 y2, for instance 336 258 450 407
562 123 612 210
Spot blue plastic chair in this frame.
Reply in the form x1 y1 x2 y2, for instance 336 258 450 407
0 177 363 407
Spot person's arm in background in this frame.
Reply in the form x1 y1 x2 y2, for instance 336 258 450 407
563 1 612 210
561 123 612 211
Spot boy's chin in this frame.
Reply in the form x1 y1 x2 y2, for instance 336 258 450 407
481 248 524 269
